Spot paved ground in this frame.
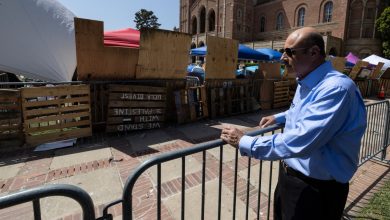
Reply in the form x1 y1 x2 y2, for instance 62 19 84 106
0 105 389 220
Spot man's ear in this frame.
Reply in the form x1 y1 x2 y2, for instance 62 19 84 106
311 45 320 56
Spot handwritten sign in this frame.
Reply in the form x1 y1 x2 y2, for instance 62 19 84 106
106 85 166 132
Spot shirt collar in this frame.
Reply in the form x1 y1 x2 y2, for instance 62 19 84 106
297 61 332 90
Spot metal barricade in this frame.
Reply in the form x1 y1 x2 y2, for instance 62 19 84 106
0 184 95 220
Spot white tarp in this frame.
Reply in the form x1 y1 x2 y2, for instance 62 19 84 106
0 0 76 82
363 54 390 71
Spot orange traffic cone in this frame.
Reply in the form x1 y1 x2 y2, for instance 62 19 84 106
378 85 385 99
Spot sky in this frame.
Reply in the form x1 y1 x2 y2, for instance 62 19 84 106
57 0 180 31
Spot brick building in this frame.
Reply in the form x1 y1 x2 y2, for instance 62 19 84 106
180 0 389 58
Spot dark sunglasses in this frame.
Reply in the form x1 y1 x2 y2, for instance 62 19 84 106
284 47 307 57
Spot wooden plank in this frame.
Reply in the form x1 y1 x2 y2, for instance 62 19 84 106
219 88 225 116
0 96 19 103
22 96 90 108
0 118 21 125
108 84 167 93
187 89 197 121
205 36 238 79
106 122 163 132
26 120 91 133
108 101 166 108
24 104 90 118
24 111 90 125
26 127 91 146
107 108 165 116
136 29 191 79
0 104 21 111
107 115 165 124
200 86 209 118
370 62 384 79
21 85 90 99
330 57 346 73
109 93 166 101
210 89 217 118
349 61 369 80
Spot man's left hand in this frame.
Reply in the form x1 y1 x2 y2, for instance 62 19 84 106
220 126 244 148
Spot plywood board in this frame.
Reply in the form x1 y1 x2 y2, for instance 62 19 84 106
370 62 384 79
349 61 369 80
21 85 92 146
330 57 346 73
75 18 139 80
260 62 281 79
0 89 24 150
205 36 238 79
136 29 191 79
106 84 167 132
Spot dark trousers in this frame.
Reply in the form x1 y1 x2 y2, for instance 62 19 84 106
274 162 349 220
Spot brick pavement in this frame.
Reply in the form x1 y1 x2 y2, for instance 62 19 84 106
0 108 389 220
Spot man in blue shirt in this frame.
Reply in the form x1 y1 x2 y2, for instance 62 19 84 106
221 27 367 220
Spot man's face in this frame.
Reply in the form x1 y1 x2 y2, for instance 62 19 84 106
281 37 312 79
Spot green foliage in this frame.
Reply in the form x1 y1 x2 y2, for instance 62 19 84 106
134 9 161 30
376 7 390 58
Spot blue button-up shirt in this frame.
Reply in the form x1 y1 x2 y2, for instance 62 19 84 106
239 61 367 183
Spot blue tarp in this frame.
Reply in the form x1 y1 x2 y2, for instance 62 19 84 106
255 48 282 60
190 44 269 61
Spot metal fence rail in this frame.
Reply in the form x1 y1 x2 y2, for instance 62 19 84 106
0 101 389 220
0 184 95 220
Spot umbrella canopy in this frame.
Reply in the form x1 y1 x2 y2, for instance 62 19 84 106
363 54 390 71
190 44 269 61
104 28 140 48
345 52 360 64
255 48 282 60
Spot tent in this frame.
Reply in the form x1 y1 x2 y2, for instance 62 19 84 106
190 44 269 61
363 54 390 71
104 28 140 48
255 48 282 60
0 0 76 82
345 52 360 65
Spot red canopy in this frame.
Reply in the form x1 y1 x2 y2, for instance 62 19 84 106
104 28 140 48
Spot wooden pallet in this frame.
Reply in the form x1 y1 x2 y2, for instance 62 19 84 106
273 81 290 108
0 89 24 150
106 85 166 132
21 85 92 146
174 86 208 123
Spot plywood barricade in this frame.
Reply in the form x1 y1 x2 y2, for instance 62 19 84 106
370 62 384 79
0 89 24 150
206 79 257 118
273 81 290 108
74 18 139 80
174 86 208 123
349 61 369 80
106 85 167 132
204 36 238 79
21 85 92 146
355 80 370 97
136 29 191 79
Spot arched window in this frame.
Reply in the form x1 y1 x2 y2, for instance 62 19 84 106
323 1 333 22
297 8 305 26
191 16 197 35
199 7 206 33
276 12 283 30
260 16 266 32
208 10 215 31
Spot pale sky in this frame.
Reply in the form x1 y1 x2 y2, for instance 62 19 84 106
57 0 180 31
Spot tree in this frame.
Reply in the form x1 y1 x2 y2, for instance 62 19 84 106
376 7 390 59
134 9 161 30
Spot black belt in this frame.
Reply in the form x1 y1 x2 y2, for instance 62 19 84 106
280 160 337 185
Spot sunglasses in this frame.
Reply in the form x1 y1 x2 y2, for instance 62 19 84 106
284 47 308 57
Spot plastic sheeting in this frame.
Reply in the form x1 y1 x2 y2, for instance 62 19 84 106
104 28 140 48
255 48 282 60
190 44 269 61
345 52 360 65
0 0 76 82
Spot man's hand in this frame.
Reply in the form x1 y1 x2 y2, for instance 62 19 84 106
259 115 276 128
220 126 244 148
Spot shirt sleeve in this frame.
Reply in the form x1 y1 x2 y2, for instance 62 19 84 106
238 86 351 160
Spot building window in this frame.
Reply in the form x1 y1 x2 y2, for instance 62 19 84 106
237 9 242 19
323 1 333 22
276 12 283 30
297 8 305 27
260 16 265 32
365 8 374 19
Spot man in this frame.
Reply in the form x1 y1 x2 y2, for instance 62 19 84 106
221 27 367 220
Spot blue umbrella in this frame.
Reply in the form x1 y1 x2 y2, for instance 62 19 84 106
190 44 269 61
255 48 282 60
